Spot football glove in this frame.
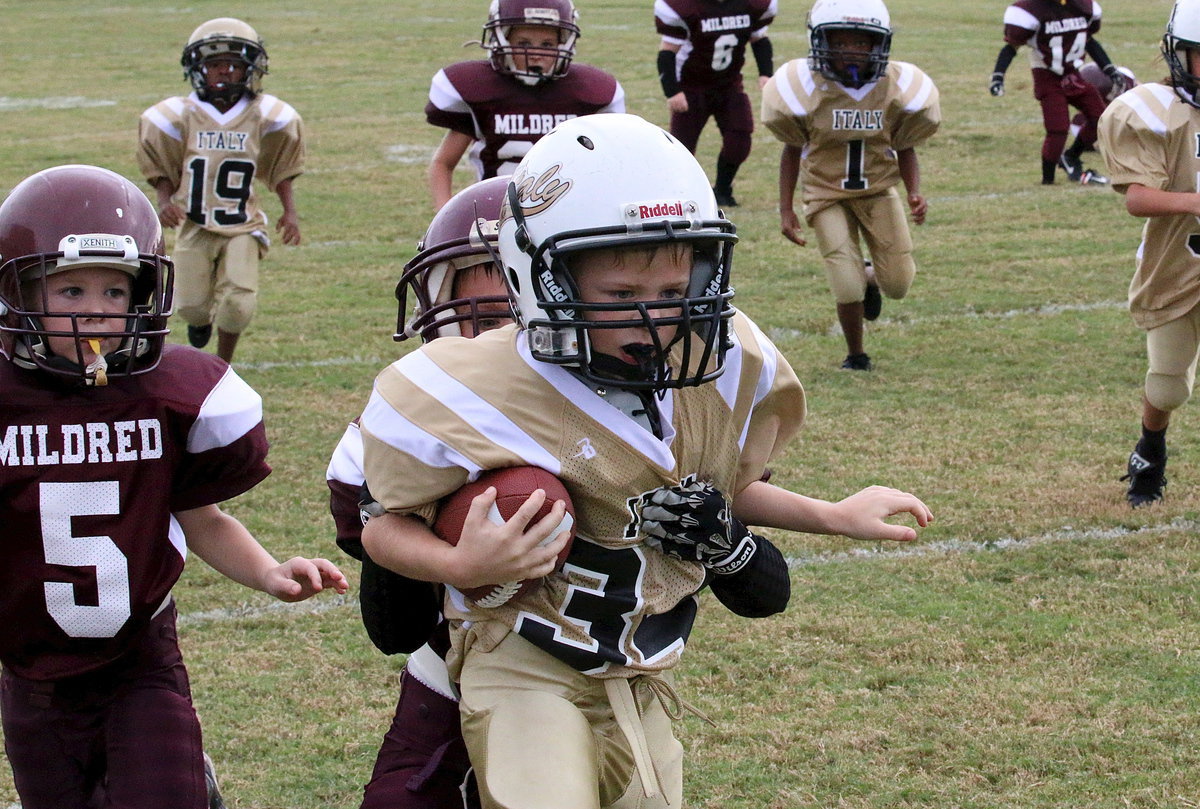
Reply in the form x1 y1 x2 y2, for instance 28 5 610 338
988 72 1005 97
637 479 757 576
1103 64 1128 95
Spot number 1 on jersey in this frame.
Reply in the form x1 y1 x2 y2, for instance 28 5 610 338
185 156 255 227
842 139 868 191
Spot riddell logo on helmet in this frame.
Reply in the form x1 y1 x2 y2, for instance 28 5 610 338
635 201 686 219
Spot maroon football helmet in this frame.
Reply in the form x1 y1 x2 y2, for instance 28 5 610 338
483 0 580 85
0 165 174 385
395 176 513 343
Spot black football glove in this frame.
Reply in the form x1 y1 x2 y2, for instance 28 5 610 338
988 72 1005 97
637 479 757 575
1103 64 1128 96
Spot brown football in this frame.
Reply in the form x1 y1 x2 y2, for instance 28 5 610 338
432 466 576 608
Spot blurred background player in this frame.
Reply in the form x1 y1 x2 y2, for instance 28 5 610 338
654 0 778 207
425 0 624 210
327 177 514 809
1069 62 1137 152
1097 0 1200 508
138 17 306 363
988 0 1126 186
358 113 932 809
762 0 940 371
0 164 345 809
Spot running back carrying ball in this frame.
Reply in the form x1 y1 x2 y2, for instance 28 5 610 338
432 466 575 607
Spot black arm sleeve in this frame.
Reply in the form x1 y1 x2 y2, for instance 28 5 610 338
708 533 790 618
358 552 442 655
992 43 1017 76
658 49 680 98
751 36 774 77
1085 38 1113 71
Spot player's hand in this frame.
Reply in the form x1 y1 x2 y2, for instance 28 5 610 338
780 208 807 246
908 193 928 225
667 92 689 114
988 72 1005 96
1104 64 1128 95
450 487 570 589
265 557 349 602
276 210 302 246
157 202 186 229
829 486 934 543
636 480 758 575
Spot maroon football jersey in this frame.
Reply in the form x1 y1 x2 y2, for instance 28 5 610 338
0 344 269 680
425 60 625 180
1003 0 1101 76
655 0 777 90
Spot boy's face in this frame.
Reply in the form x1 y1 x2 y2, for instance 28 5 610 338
34 266 133 366
571 244 692 373
1188 47 1200 77
508 24 561 77
202 55 248 88
825 28 875 73
451 264 513 338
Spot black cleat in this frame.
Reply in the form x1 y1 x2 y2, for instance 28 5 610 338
203 753 228 809
1059 152 1109 185
840 352 872 371
1120 449 1166 508
188 324 213 348
713 188 739 207
863 260 882 321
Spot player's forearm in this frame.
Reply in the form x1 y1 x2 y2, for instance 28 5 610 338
992 43 1017 77
361 511 461 584
274 177 298 216
733 480 836 534
897 147 921 196
778 145 802 211
1125 183 1200 218
179 505 284 593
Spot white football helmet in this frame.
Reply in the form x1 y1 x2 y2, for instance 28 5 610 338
497 114 737 391
181 17 269 105
483 0 580 86
808 0 892 88
1165 0 1200 108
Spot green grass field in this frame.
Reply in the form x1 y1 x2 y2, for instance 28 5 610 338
3 1 1199 806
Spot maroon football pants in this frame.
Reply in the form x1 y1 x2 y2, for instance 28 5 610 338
1 606 206 809
360 670 478 809
1032 67 1108 163
669 82 754 167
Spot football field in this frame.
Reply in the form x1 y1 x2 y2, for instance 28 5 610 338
2 0 1198 806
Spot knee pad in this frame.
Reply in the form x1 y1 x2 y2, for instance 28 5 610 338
1146 371 1192 413
467 691 597 809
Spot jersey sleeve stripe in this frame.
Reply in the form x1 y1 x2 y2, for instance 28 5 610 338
775 64 810 117
903 69 936 114
361 384 481 473
653 0 686 31
429 69 472 115
1003 5 1039 31
1119 89 1169 135
603 83 627 114
142 106 182 142
398 352 564 475
187 367 264 454
326 422 365 487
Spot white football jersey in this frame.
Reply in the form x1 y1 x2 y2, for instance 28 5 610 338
360 311 805 677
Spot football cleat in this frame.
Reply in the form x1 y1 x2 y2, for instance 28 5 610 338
1078 168 1110 186
863 260 882 321
840 352 872 371
1059 152 1109 185
203 753 228 809
1120 448 1166 508
188 324 213 348
713 187 739 207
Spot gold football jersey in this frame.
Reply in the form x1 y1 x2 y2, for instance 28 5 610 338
1098 82 1200 330
360 311 805 677
761 58 940 209
137 93 305 237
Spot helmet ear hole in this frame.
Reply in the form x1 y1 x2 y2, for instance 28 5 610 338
506 267 522 295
